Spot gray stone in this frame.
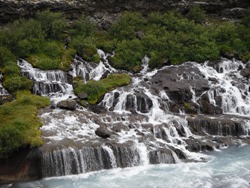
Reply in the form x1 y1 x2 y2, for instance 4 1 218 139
57 99 77 110
95 126 112 138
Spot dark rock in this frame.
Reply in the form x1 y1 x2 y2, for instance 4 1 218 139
240 68 250 78
220 8 247 19
215 96 222 106
0 147 42 184
57 99 77 110
95 126 112 138
111 124 130 132
185 139 214 152
149 148 175 164
187 115 245 137
151 63 210 113
1 0 250 26
246 61 250 68
77 92 88 100
125 94 135 112
136 94 153 113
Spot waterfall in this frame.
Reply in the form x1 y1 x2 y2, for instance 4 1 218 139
0 73 9 96
14 54 249 178
69 49 116 83
17 59 74 103
196 59 250 116
42 144 146 177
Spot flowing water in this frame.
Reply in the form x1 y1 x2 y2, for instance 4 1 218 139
7 145 250 188
13 54 250 184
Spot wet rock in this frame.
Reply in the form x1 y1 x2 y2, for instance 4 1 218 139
111 124 130 132
185 139 214 152
125 94 135 111
0 147 42 184
95 126 112 138
57 99 77 110
240 68 250 78
151 63 209 113
149 148 175 164
187 115 245 137
77 92 88 100
136 94 153 113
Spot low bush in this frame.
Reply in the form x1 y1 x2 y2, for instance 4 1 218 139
74 73 131 104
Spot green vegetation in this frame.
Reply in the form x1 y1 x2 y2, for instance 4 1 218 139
74 74 131 104
0 91 50 158
0 7 249 73
0 7 249 158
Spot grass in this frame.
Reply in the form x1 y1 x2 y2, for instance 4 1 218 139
0 91 50 158
74 73 131 104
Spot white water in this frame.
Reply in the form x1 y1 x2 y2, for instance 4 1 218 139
8 145 250 188
15 55 250 179
0 73 9 96
195 59 250 116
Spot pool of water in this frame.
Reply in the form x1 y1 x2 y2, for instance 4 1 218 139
7 145 250 188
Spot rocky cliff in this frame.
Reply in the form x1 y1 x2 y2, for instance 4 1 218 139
1 0 250 25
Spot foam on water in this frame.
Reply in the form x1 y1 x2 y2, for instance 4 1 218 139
11 146 250 188
15 55 250 178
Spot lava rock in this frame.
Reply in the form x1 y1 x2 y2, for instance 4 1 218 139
77 92 88 100
95 126 112 138
57 99 77 110
240 68 250 78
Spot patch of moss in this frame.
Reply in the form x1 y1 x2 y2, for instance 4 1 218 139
0 91 50 158
74 73 131 104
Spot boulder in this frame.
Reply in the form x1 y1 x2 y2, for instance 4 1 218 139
77 92 88 100
240 68 250 78
57 99 77 110
95 126 112 138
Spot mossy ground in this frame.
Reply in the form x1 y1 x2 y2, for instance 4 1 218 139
0 91 50 158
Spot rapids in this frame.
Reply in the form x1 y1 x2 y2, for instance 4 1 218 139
15 52 250 179
6 145 250 188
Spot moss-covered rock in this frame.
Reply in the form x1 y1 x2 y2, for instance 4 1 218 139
74 73 131 104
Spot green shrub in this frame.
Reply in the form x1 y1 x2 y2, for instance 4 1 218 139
3 76 32 93
36 10 67 40
74 73 131 104
187 6 207 24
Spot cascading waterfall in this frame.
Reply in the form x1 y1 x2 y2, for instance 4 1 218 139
17 53 250 178
0 73 9 96
17 59 74 103
69 50 116 83
196 59 250 116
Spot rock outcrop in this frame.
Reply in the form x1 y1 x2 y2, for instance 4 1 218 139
57 99 77 110
0 0 249 25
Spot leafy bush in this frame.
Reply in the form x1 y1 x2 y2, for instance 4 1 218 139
36 10 67 40
187 6 207 24
3 76 32 93
74 73 131 104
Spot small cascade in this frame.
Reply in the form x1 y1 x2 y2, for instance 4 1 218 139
197 59 250 116
0 73 9 96
42 144 144 177
17 59 73 99
69 49 116 83
37 56 250 178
